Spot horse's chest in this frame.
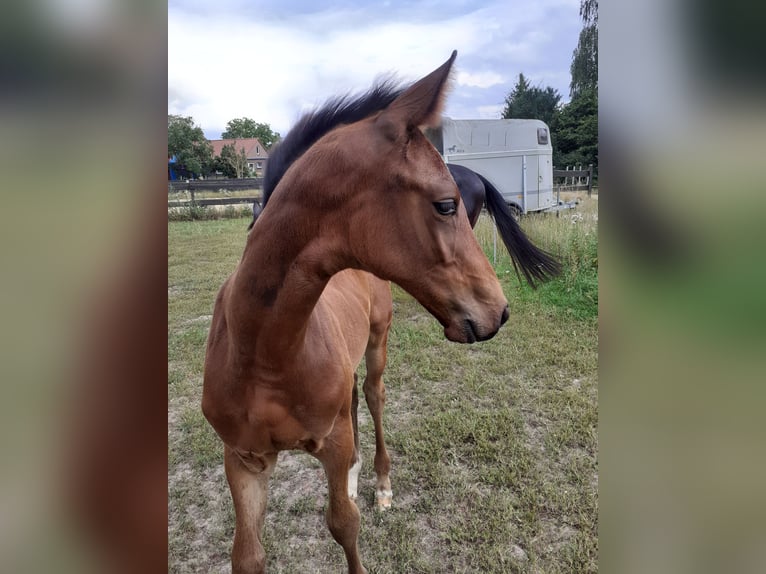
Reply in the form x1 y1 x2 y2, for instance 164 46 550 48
241 366 352 453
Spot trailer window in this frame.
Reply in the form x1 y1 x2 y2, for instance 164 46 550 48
537 128 549 145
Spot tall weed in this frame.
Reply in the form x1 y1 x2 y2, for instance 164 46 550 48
477 194 598 320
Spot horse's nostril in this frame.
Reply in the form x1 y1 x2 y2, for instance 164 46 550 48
500 305 510 325
464 319 478 343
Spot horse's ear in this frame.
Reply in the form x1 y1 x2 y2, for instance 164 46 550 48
377 50 456 140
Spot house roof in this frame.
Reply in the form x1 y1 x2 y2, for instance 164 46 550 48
208 138 269 160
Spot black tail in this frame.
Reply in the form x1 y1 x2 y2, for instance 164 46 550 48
477 172 561 288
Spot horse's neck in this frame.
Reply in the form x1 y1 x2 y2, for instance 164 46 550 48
229 203 349 367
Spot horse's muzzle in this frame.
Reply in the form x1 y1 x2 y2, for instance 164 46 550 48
445 304 509 344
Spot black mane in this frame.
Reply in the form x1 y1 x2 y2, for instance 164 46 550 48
248 77 408 230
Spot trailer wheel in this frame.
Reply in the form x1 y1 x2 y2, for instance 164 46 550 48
508 204 522 220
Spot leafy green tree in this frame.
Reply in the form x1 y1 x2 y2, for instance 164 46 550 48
580 0 598 27
570 0 598 99
168 115 213 177
217 143 250 179
554 87 597 169
221 118 280 149
555 0 598 171
212 153 236 178
501 73 561 128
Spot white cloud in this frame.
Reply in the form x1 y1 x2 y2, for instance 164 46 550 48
456 71 505 89
168 10 485 135
168 1 581 137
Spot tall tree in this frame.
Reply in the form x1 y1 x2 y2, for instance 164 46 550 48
554 87 597 169
553 0 598 171
570 0 598 99
501 74 561 128
168 115 213 177
580 0 598 26
221 118 280 149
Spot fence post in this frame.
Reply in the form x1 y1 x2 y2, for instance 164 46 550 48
587 164 593 197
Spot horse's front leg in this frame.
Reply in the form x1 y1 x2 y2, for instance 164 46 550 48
224 445 277 574
316 411 367 574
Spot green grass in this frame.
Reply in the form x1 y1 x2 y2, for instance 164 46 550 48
168 188 261 199
474 194 599 321
168 203 254 221
168 196 598 573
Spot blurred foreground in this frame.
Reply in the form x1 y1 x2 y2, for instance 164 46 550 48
0 2 167 573
601 1 766 573
0 1 764 573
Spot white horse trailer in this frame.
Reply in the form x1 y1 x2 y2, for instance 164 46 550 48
427 118 572 215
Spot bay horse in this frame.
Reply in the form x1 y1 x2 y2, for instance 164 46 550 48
203 51 509 574
251 97 559 289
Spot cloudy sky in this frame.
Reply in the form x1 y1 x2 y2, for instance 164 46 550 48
168 0 582 140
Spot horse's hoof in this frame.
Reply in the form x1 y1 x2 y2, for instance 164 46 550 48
375 489 393 510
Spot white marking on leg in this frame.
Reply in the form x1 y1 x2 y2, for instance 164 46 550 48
347 458 362 499
375 488 393 509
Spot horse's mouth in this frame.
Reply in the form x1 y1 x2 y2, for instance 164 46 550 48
443 307 509 344
444 318 491 344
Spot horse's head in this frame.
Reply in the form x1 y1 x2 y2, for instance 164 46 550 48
338 52 509 343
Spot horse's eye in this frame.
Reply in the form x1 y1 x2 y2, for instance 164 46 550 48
434 200 457 216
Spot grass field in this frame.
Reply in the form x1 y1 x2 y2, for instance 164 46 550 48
169 188 262 200
168 192 598 573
